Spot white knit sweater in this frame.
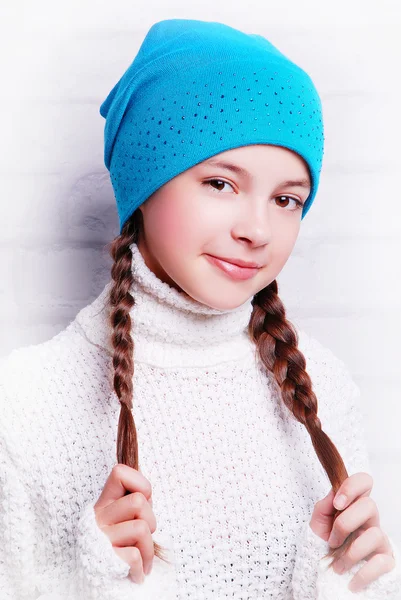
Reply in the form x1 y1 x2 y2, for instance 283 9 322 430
0 241 400 600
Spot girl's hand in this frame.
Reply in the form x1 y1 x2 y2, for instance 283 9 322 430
93 464 156 585
309 472 396 593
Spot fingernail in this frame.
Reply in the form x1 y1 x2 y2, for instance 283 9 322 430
348 579 361 593
145 562 153 575
334 494 347 509
334 560 345 574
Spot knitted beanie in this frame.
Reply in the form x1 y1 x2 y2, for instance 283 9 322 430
99 19 325 233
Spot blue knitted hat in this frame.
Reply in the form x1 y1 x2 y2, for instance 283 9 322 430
100 19 325 233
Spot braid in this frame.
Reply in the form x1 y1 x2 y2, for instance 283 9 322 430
107 209 170 564
106 209 353 569
249 280 358 567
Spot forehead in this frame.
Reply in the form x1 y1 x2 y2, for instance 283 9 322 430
197 146 311 187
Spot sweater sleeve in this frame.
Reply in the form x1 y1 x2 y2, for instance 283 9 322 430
74 502 178 600
0 383 177 600
0 445 177 600
0 432 83 600
291 353 401 599
73 501 137 599
0 433 39 600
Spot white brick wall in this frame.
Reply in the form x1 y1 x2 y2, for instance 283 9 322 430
1 0 401 581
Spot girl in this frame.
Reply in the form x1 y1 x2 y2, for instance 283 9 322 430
0 17 400 600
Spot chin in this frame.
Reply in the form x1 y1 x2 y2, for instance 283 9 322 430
197 291 254 311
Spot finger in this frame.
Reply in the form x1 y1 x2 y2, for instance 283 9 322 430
333 472 373 511
348 552 396 593
332 526 389 574
96 490 157 533
106 518 154 577
94 464 152 510
309 488 337 541
328 496 380 548
317 488 337 518
113 546 145 584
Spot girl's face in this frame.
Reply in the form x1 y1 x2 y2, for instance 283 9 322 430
137 144 311 310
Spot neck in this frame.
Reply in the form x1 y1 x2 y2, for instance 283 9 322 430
74 242 256 368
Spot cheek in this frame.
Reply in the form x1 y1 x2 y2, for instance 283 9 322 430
273 226 300 268
147 195 211 248
281 228 299 252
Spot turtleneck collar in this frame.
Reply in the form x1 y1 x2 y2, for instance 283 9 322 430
74 241 256 368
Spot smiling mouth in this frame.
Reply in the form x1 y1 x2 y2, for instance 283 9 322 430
205 254 261 281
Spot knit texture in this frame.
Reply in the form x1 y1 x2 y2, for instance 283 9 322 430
0 242 400 599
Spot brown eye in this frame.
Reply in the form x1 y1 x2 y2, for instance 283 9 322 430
202 179 234 193
275 195 304 211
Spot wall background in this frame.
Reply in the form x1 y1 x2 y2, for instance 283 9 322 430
1 0 400 570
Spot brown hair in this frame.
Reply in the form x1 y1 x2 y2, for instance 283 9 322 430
106 207 358 568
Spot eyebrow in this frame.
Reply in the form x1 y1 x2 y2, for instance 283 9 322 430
201 158 311 190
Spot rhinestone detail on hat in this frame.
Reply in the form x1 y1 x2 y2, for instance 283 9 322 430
108 64 324 229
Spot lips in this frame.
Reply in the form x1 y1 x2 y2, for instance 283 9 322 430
205 254 260 281
209 255 262 269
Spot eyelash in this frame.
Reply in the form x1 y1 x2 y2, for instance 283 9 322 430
201 178 305 211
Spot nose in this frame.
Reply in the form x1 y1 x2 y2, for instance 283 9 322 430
231 199 273 247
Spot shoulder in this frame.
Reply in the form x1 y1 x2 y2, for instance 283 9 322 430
1 319 109 386
296 327 357 389
295 327 372 477
295 326 360 419
0 319 113 439
0 281 113 395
